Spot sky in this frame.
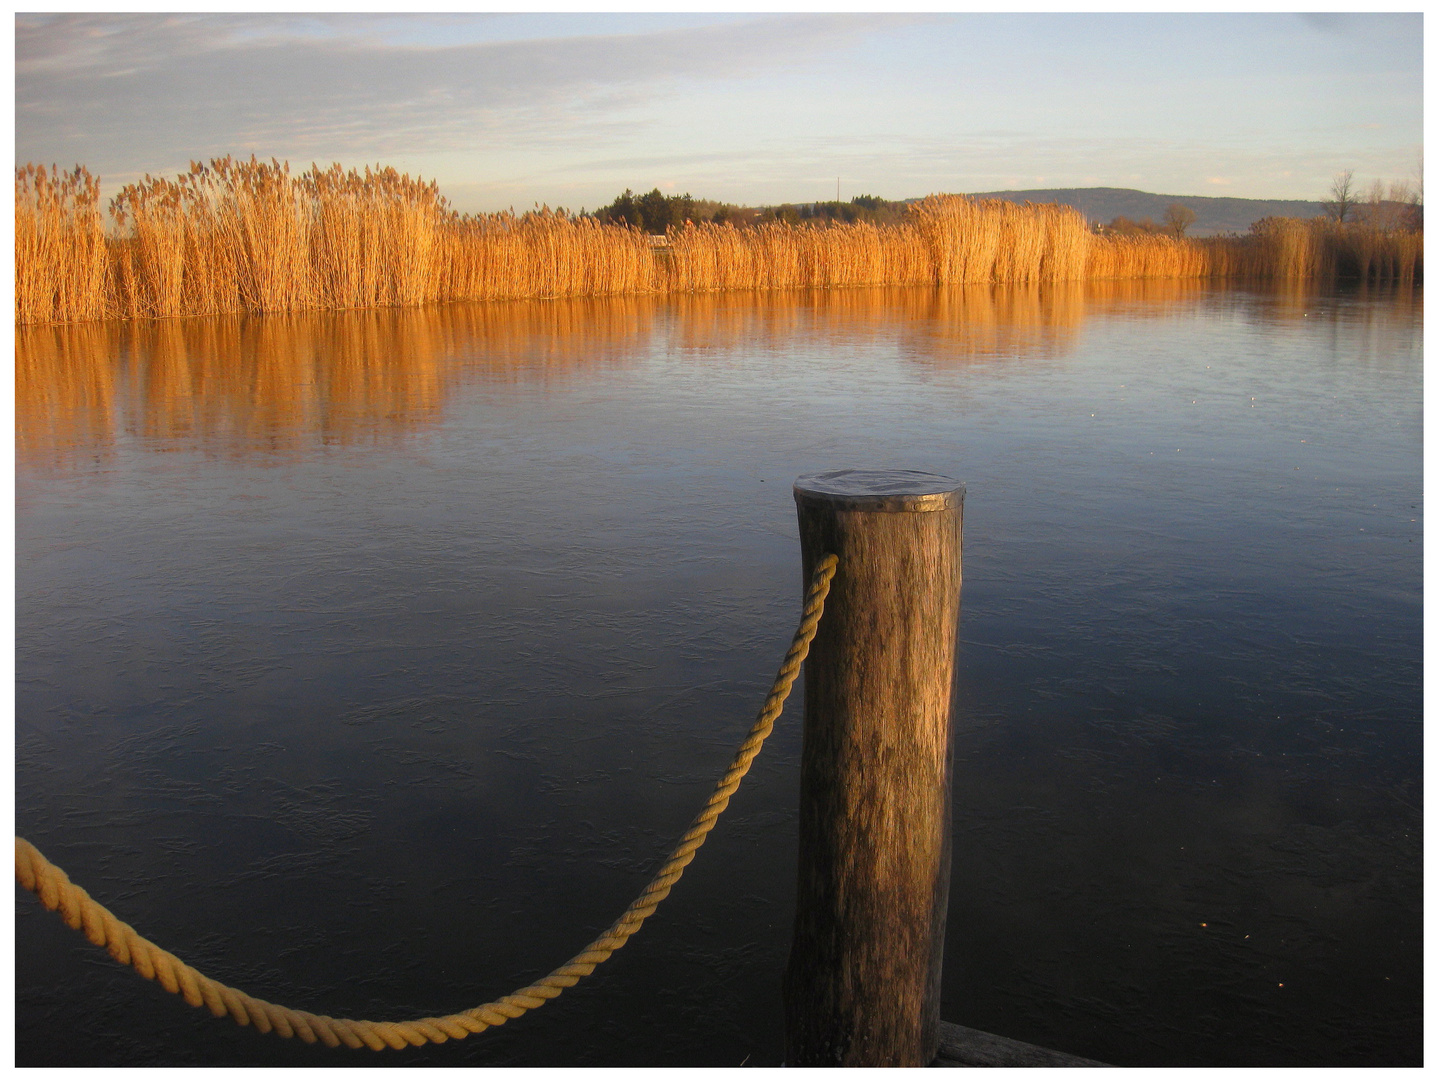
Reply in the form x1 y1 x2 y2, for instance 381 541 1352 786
12 10 1425 215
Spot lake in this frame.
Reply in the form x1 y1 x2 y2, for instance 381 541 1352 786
15 279 1422 1066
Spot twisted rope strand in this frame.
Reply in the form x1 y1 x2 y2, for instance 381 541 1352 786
15 553 838 1050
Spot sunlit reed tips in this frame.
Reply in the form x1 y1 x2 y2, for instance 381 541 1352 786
15 158 1423 325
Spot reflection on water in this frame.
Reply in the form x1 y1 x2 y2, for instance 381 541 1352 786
25 279 1411 466
15 301 651 464
21 286 1086 463
15 281 1421 1067
661 282 1088 362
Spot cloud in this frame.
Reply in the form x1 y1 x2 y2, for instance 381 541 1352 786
16 13 928 172
15 13 1418 209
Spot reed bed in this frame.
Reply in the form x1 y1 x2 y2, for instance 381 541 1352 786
15 164 110 324
440 208 657 301
1087 233 1212 279
911 196 1093 284
667 218 938 290
15 159 1424 326
1314 218 1423 285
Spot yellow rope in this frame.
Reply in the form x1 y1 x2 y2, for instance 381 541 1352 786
15 553 839 1050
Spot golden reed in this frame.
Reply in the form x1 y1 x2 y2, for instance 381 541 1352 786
15 158 1423 325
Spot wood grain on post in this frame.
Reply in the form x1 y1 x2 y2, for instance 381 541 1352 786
784 469 964 1067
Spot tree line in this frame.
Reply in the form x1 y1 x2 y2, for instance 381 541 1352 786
1097 203 1199 239
579 169 1423 241
587 188 912 233
1099 170 1423 240
1321 169 1422 232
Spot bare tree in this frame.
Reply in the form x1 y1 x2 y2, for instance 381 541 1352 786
1105 215 1161 236
1323 170 1357 223
1359 178 1419 233
1406 157 1423 230
1163 202 1197 238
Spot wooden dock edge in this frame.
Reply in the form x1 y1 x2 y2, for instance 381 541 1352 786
932 1021 1111 1067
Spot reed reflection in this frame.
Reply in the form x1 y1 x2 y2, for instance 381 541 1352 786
665 284 1085 364
15 321 123 467
15 299 657 465
1239 278 1422 338
17 282 1419 469
448 294 658 381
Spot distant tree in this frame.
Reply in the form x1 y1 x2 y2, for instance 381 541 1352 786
708 204 761 226
1358 179 1421 233
636 188 673 232
592 187 699 232
796 194 911 225
1105 215 1161 236
594 188 641 229
1322 170 1357 224
1403 168 1423 231
1409 158 1424 230
589 190 907 231
1163 202 1197 238
801 200 860 224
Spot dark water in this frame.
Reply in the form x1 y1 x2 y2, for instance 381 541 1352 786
15 281 1422 1066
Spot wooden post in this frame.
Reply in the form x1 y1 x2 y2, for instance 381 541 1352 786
783 468 964 1067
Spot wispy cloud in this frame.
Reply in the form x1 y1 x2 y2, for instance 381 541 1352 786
16 13 925 170
14 13 1421 208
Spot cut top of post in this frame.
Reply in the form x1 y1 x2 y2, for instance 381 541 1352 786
793 469 964 513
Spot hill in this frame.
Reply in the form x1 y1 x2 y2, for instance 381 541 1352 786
966 187 1327 237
